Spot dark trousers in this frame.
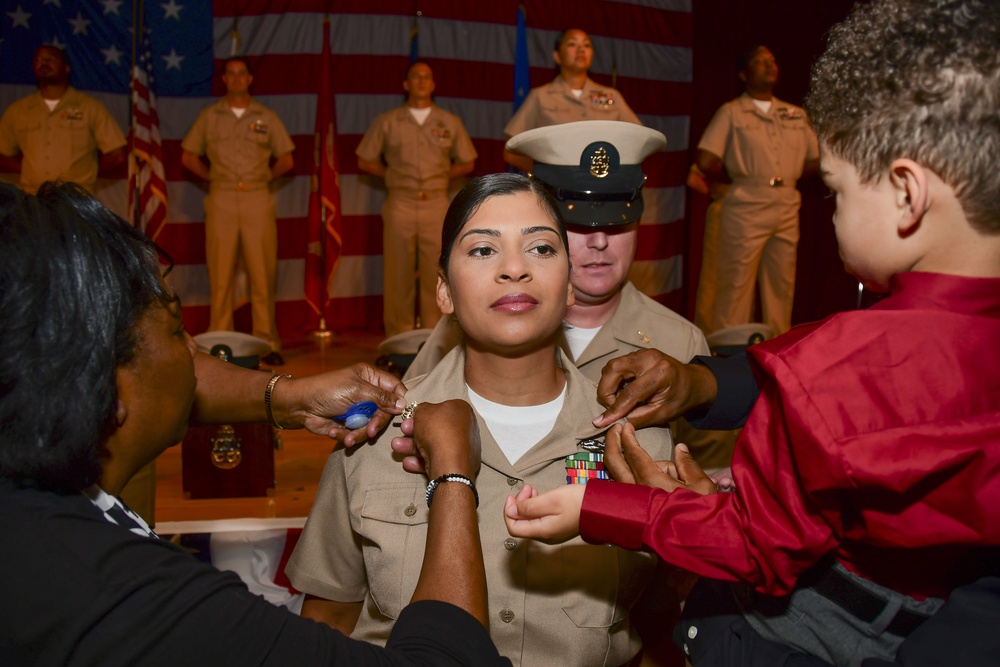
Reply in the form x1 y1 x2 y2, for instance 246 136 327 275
674 577 1000 667
674 578 833 667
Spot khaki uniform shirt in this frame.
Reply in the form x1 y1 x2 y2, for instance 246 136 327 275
405 282 709 383
572 282 710 382
355 104 477 193
698 94 819 189
181 98 294 188
287 347 673 666
504 76 641 137
0 87 126 194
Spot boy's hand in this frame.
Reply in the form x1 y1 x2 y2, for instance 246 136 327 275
504 484 585 544
605 422 718 495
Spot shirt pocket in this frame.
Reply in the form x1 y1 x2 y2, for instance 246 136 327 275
558 541 655 629
779 119 814 154
13 117 41 142
357 484 429 620
60 116 91 153
247 128 271 144
539 98 575 121
732 114 769 144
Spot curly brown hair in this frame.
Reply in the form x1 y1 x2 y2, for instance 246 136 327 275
806 0 1000 234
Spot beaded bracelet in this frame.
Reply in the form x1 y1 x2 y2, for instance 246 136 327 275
425 473 479 509
264 373 292 430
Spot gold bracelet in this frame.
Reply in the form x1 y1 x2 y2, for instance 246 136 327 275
264 373 292 430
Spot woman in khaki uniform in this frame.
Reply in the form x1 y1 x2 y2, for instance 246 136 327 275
286 174 675 666
503 29 641 173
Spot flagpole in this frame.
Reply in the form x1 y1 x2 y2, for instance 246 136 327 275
129 0 141 227
314 175 332 338
313 214 333 339
311 10 333 340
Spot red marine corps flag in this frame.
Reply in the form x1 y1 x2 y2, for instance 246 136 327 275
305 16 343 330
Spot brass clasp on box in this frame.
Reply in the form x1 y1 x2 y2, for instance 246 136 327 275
210 425 242 469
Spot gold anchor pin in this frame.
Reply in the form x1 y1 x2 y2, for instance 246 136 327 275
637 330 651 344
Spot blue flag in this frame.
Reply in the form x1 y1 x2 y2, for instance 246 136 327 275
408 18 419 65
513 5 529 113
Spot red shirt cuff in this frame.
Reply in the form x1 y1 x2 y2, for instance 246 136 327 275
580 479 655 551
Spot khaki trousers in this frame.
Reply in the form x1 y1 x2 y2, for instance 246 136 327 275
204 187 280 350
381 190 448 337
711 185 800 337
694 199 724 334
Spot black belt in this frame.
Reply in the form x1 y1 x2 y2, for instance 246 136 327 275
812 567 932 637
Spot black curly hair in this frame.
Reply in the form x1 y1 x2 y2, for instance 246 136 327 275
806 0 1000 234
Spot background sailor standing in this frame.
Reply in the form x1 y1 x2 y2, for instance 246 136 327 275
503 29 641 173
181 56 295 366
356 61 477 337
695 45 819 338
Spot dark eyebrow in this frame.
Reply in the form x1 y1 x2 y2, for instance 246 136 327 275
459 228 501 240
522 225 559 237
459 225 559 241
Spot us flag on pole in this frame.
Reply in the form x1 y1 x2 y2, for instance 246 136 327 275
130 30 167 242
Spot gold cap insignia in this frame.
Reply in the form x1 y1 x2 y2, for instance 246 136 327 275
589 147 610 178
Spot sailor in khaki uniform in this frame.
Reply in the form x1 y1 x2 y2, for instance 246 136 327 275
288 166 680 665
407 121 729 467
407 120 707 379
0 46 126 196
287 347 670 666
696 46 819 337
357 62 477 337
504 29 640 173
181 57 294 362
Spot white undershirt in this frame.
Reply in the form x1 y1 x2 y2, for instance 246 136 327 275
231 107 247 118
752 98 772 114
467 384 566 465
409 106 432 125
563 323 601 362
44 99 59 112
571 88 584 99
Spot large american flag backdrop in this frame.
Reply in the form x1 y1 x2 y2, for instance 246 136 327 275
0 0 692 337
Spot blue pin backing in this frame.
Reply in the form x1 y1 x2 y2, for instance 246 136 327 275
334 401 378 430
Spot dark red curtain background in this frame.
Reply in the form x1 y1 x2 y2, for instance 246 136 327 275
685 1 860 327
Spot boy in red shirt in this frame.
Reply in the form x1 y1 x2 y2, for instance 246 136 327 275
504 1 1000 665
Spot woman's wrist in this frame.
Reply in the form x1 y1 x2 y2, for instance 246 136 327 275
426 473 479 509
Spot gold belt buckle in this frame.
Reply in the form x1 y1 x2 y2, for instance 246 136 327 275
237 181 248 191
769 177 783 187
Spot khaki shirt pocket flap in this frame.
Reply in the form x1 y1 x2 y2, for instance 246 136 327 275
360 485 429 526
